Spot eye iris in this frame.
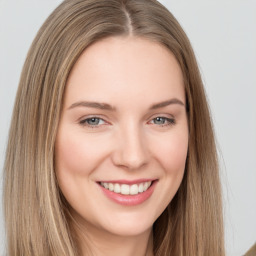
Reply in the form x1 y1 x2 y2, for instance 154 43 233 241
154 117 165 124
87 118 100 125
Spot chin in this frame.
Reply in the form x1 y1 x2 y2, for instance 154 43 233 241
103 221 152 238
95 210 157 237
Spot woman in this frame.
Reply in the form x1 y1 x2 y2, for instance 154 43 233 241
3 0 225 255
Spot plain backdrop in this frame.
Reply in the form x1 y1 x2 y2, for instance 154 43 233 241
0 0 255 255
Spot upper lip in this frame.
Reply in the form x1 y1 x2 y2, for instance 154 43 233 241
97 179 157 185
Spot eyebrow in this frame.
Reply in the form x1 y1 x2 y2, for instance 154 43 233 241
149 98 185 109
68 98 185 111
68 101 115 111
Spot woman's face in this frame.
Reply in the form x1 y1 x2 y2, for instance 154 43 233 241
55 36 188 238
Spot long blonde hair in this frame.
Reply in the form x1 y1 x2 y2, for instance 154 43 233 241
3 0 225 255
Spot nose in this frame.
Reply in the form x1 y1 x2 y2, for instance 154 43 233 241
111 124 150 170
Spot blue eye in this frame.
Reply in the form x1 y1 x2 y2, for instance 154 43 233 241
79 117 105 127
151 117 175 126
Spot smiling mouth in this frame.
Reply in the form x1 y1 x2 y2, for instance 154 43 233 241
99 180 154 196
97 179 158 206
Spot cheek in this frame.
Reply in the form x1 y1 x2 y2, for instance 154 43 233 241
54 129 109 209
154 130 189 174
56 135 89 175
55 130 107 177
147 128 188 219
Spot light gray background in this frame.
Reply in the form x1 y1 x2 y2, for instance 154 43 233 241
0 0 255 255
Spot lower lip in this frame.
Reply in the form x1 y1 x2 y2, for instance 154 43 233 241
98 181 157 206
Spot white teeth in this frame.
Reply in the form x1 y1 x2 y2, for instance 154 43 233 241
108 183 114 191
143 181 151 191
100 181 152 195
121 184 130 195
114 183 121 193
138 183 144 193
130 184 139 195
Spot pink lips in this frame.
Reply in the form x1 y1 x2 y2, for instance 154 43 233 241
98 179 158 206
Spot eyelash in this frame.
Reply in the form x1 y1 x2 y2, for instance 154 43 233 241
148 117 176 127
79 116 176 129
79 117 106 128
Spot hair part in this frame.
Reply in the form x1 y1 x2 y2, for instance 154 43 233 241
3 0 225 255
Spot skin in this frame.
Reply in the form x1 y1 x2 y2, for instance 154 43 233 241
55 36 189 256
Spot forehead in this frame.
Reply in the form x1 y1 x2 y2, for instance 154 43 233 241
64 36 185 108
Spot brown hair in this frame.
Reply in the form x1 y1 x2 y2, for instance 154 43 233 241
3 0 225 255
